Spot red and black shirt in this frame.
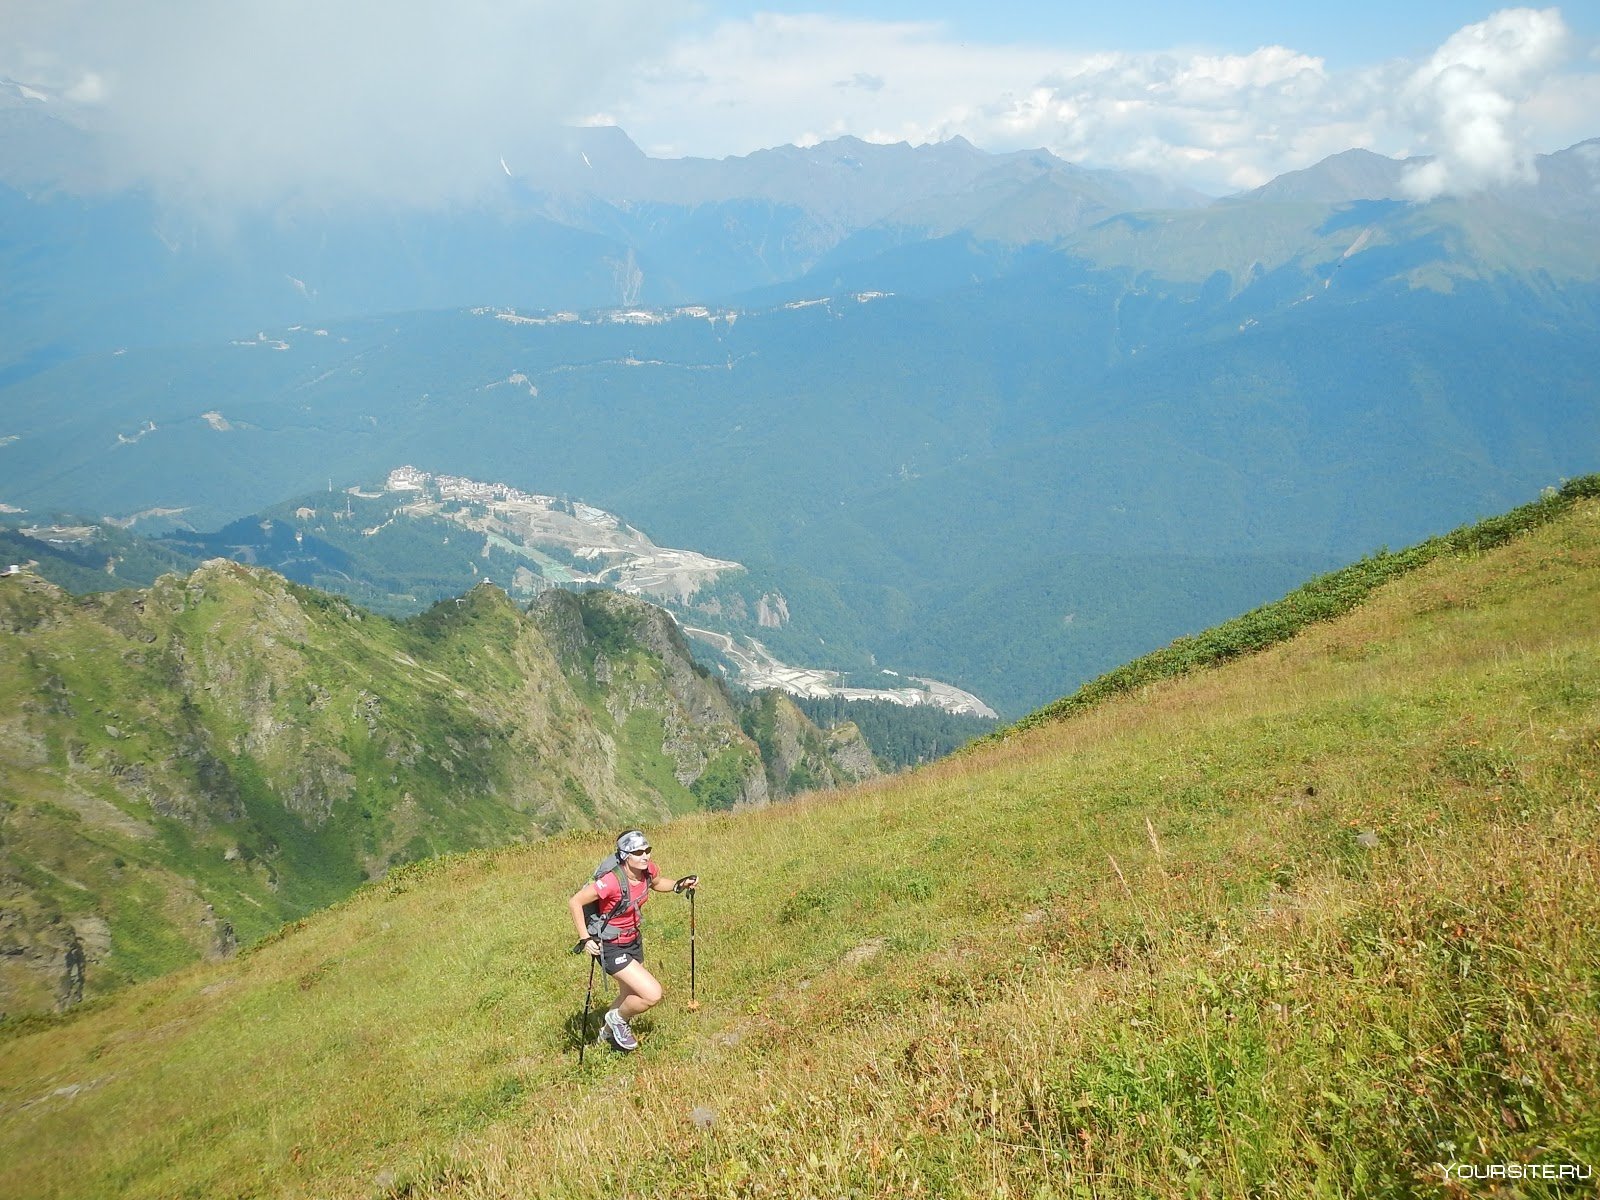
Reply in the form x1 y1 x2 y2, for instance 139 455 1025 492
593 861 658 942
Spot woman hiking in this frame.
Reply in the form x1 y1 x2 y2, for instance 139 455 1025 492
568 829 697 1052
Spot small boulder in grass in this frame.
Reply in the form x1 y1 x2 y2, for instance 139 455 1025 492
1355 829 1380 850
689 1106 716 1130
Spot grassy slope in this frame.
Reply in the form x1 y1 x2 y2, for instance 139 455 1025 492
996 476 1600 741
1 498 1598 1197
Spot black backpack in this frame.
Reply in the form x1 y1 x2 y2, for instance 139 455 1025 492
581 852 640 942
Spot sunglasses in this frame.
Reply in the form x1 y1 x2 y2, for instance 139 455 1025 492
628 847 652 856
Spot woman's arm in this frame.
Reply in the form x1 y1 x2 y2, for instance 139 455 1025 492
651 874 698 893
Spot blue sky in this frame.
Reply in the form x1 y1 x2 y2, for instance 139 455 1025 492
696 1 1574 68
3 2 1596 207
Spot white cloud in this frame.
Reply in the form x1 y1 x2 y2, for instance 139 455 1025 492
0 0 689 211
1399 7 1571 200
612 15 1063 159
3 3 1594 206
607 8 1595 197
607 19 1389 193
971 46 1361 192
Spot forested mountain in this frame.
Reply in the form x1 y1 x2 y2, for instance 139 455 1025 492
3 112 1597 716
5 194 1596 713
0 97 1203 364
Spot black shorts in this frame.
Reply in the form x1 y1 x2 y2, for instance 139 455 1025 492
601 937 645 976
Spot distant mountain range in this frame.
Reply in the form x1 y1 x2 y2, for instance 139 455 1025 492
1231 142 1600 226
0 83 1206 365
3 96 1597 715
4 74 1595 360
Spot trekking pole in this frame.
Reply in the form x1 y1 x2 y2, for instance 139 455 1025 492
575 941 597 1064
686 888 699 1012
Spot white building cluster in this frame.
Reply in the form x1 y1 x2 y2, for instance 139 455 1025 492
383 466 556 509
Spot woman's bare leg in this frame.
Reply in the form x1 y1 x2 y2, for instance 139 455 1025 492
610 960 663 1021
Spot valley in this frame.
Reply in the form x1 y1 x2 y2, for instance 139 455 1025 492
5 133 1597 718
321 465 1002 717
682 624 997 718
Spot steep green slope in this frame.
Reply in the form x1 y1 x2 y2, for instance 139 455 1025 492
2 492 1595 1197
997 475 1600 738
0 568 874 1018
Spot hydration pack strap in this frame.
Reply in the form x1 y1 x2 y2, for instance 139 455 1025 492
587 865 636 942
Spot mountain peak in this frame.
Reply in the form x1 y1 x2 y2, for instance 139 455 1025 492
569 123 647 162
1226 147 1417 205
1225 136 1600 211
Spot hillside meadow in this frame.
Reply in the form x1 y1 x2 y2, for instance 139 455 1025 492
2 494 1598 1197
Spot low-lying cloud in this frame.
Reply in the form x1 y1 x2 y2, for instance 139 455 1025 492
1 0 687 211
1400 8 1570 199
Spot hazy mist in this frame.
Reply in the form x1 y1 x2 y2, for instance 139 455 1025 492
0 0 689 211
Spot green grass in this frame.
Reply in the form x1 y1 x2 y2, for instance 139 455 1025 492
618 708 699 815
1 495 1598 1197
993 474 1600 742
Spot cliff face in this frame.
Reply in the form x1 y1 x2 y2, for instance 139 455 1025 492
528 588 771 811
739 691 883 799
823 721 880 783
0 567 840 1017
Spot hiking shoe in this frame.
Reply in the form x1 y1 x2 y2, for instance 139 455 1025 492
604 1008 638 1052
